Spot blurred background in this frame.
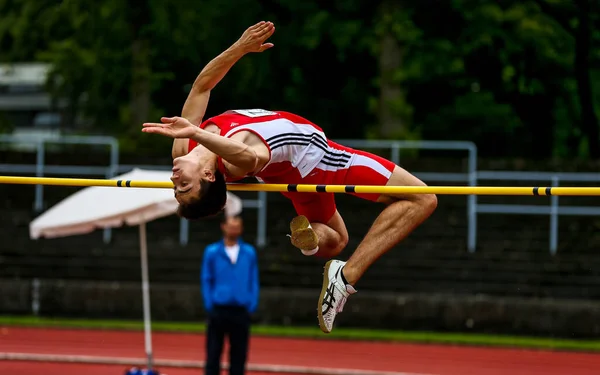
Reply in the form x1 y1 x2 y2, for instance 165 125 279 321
1 0 600 374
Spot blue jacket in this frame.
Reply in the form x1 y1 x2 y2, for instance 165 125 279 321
201 239 259 313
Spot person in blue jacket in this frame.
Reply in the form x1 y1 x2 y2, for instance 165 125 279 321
201 214 259 375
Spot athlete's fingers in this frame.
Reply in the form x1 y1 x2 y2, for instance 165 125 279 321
264 26 275 40
142 122 167 128
257 25 274 40
141 127 172 137
259 43 274 52
255 22 273 38
255 21 270 31
253 22 271 37
160 117 178 124
141 127 162 133
248 21 265 32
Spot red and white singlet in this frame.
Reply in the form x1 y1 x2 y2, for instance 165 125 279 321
188 109 396 223
189 109 351 181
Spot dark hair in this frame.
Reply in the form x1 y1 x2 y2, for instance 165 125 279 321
177 170 227 220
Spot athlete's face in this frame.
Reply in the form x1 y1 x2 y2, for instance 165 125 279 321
171 153 215 204
171 154 201 204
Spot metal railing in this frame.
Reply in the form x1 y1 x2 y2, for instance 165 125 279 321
0 134 119 212
3 135 600 255
474 171 600 255
0 135 120 244
335 139 478 253
0 136 267 247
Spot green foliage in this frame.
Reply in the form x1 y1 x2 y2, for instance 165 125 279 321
0 0 598 158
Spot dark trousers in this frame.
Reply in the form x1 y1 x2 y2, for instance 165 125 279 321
205 305 250 375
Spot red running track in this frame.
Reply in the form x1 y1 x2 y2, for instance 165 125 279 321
1 326 600 375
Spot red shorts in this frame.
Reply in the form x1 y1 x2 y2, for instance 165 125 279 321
271 142 396 224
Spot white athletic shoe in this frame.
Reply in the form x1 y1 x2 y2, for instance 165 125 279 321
317 260 357 333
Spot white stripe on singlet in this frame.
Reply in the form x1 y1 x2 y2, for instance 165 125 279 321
224 118 334 178
313 151 392 180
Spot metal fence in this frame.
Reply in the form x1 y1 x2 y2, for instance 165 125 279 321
475 171 600 255
2 135 599 254
0 134 119 212
0 135 267 246
335 139 477 254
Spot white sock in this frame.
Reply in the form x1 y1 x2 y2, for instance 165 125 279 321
301 247 319 256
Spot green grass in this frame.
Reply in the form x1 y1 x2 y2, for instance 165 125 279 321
2 315 600 352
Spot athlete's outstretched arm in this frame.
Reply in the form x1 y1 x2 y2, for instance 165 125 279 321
171 21 275 158
144 116 267 177
188 127 262 177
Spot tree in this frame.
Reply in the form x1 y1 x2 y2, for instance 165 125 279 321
1 0 598 159
532 0 600 157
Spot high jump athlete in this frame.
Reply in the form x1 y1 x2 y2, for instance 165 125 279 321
142 21 437 333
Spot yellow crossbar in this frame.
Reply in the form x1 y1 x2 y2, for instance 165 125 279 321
1 175 599 196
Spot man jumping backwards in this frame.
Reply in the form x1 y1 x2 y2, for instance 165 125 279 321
142 21 437 333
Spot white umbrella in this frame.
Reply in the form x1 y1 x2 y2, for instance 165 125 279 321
29 168 242 371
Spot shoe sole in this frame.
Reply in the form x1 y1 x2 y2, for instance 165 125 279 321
290 215 310 232
290 228 319 251
317 260 334 334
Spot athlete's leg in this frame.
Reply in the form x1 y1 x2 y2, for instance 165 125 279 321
317 147 436 333
285 192 349 258
310 210 349 258
342 166 437 284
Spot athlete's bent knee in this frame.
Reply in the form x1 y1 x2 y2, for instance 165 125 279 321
421 193 437 214
316 230 348 259
337 231 349 254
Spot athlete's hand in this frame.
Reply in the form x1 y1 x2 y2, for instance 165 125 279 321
234 21 275 53
142 117 197 139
